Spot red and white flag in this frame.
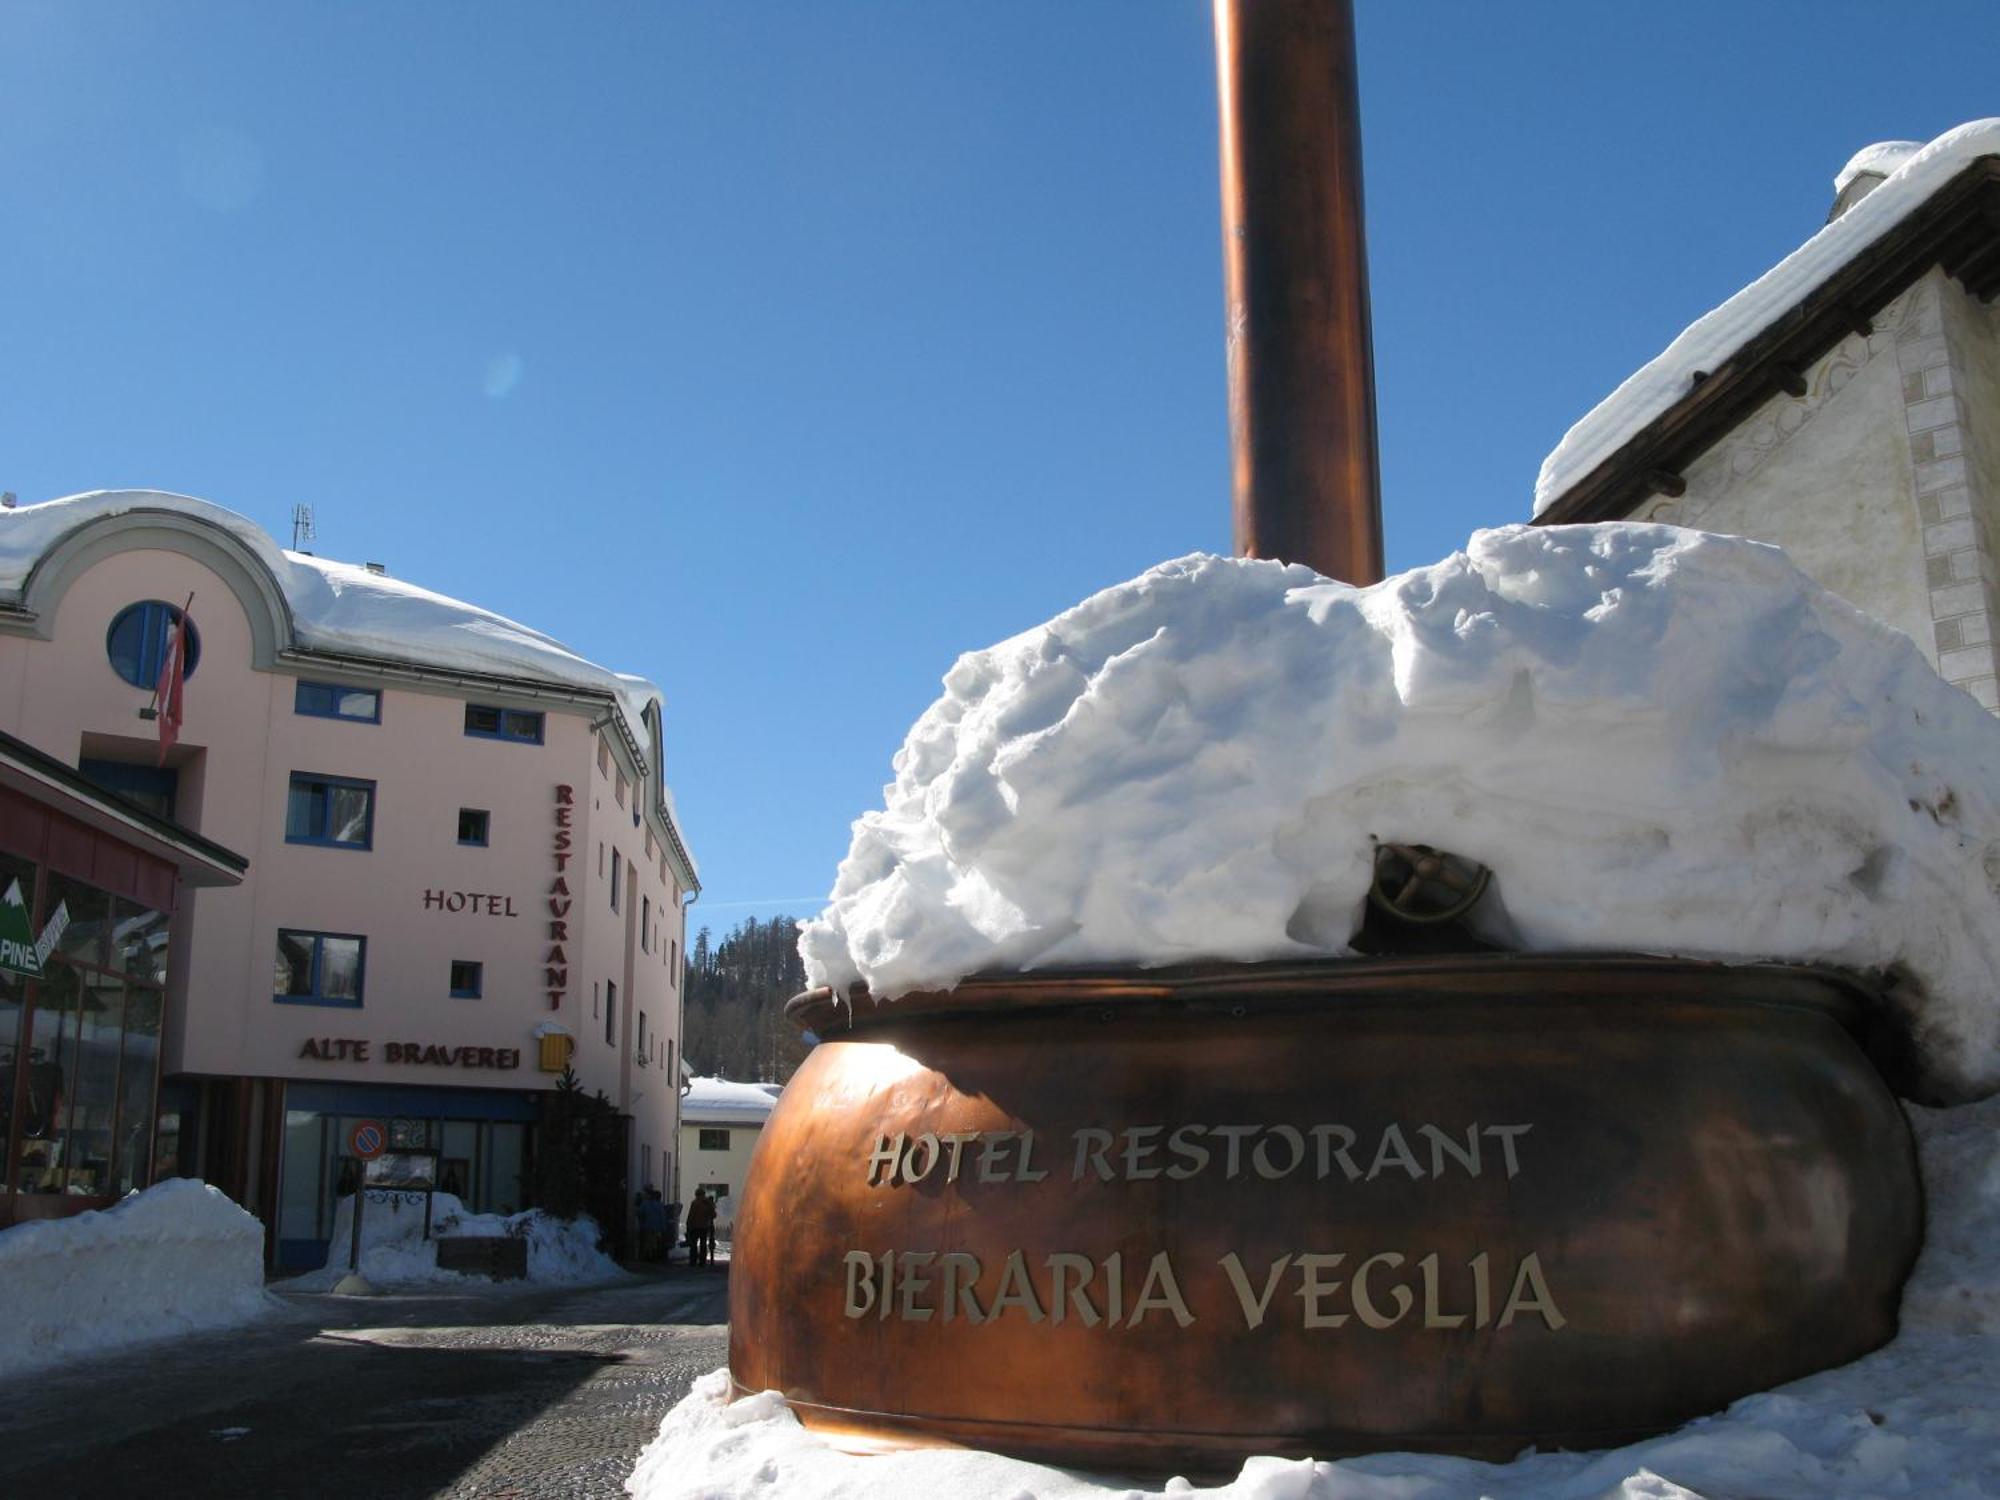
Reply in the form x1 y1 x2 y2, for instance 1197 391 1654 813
155 596 192 766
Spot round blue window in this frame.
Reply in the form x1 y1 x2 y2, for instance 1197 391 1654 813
105 601 202 689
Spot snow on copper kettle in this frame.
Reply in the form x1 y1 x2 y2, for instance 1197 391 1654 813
800 523 2000 1099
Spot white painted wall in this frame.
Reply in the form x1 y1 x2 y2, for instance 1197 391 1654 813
679 1118 764 1237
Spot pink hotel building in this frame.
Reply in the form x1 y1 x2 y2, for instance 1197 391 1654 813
0 491 699 1269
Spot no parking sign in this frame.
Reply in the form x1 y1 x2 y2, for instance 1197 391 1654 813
349 1120 387 1161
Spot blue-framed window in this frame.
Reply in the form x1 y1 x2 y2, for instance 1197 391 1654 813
464 704 544 744
449 960 483 999
294 680 381 723
457 808 490 846
274 929 366 1007
285 773 375 849
105 601 201 689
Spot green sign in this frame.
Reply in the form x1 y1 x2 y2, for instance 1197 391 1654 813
0 880 40 979
0 881 69 980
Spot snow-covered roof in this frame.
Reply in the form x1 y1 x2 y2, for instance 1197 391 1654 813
682 1076 782 1124
1836 139 1922 197
1534 119 2000 517
0 490 696 880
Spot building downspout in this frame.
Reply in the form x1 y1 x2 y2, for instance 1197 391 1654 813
674 885 698 1209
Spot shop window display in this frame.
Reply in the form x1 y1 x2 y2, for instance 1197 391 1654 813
275 1108 531 1265
65 972 123 1197
1 863 169 1203
0 970 24 1178
14 964 77 1193
114 988 160 1194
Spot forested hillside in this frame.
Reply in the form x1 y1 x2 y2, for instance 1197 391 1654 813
682 915 812 1083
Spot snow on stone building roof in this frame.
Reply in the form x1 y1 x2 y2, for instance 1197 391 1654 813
682 1076 782 1124
1535 119 2000 520
0 488 696 881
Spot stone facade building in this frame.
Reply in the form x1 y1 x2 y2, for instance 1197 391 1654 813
1533 121 2000 711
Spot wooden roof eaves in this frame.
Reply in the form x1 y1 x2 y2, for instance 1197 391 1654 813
1534 157 2000 528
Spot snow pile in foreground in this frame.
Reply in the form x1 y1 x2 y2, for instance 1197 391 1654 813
1534 118 2000 514
801 525 2000 1099
0 1179 274 1378
637 1093 2000 1500
288 1192 625 1290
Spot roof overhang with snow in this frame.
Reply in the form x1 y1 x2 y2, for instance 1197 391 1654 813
1534 139 2000 528
681 1077 781 1124
0 728 247 887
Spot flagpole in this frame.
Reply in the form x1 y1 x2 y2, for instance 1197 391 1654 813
153 591 196 766
145 593 197 718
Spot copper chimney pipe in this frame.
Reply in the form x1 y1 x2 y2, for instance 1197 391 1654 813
1215 0 1384 585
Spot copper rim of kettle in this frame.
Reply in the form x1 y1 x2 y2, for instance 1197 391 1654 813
787 952 1874 1034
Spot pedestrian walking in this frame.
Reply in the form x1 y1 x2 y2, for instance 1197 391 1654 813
685 1187 717 1268
637 1188 668 1261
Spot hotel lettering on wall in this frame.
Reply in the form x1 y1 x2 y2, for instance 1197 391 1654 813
422 890 519 916
297 1037 522 1069
548 783 574 1009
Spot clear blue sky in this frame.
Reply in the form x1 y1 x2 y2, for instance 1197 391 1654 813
3 3 1995 938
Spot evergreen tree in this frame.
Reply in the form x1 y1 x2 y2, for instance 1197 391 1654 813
683 914 811 1082
534 1065 589 1220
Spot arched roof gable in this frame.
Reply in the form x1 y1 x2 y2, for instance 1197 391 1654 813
14 496 296 667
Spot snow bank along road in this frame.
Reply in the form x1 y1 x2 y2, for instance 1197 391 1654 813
0 1265 728 1500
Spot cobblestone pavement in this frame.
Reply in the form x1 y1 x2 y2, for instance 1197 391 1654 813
0 1265 732 1500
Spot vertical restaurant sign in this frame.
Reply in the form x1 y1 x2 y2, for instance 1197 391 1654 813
548 784 574 1009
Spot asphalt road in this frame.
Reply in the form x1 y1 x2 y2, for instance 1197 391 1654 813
0 1265 731 1500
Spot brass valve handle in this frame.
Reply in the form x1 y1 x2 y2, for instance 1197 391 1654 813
1368 841 1492 925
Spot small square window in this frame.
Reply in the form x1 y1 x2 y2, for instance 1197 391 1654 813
450 960 483 999
285 773 375 849
458 808 490 846
465 703 543 744
294 680 381 723
698 1128 729 1152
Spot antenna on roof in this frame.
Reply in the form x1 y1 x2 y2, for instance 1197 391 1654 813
290 503 316 553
